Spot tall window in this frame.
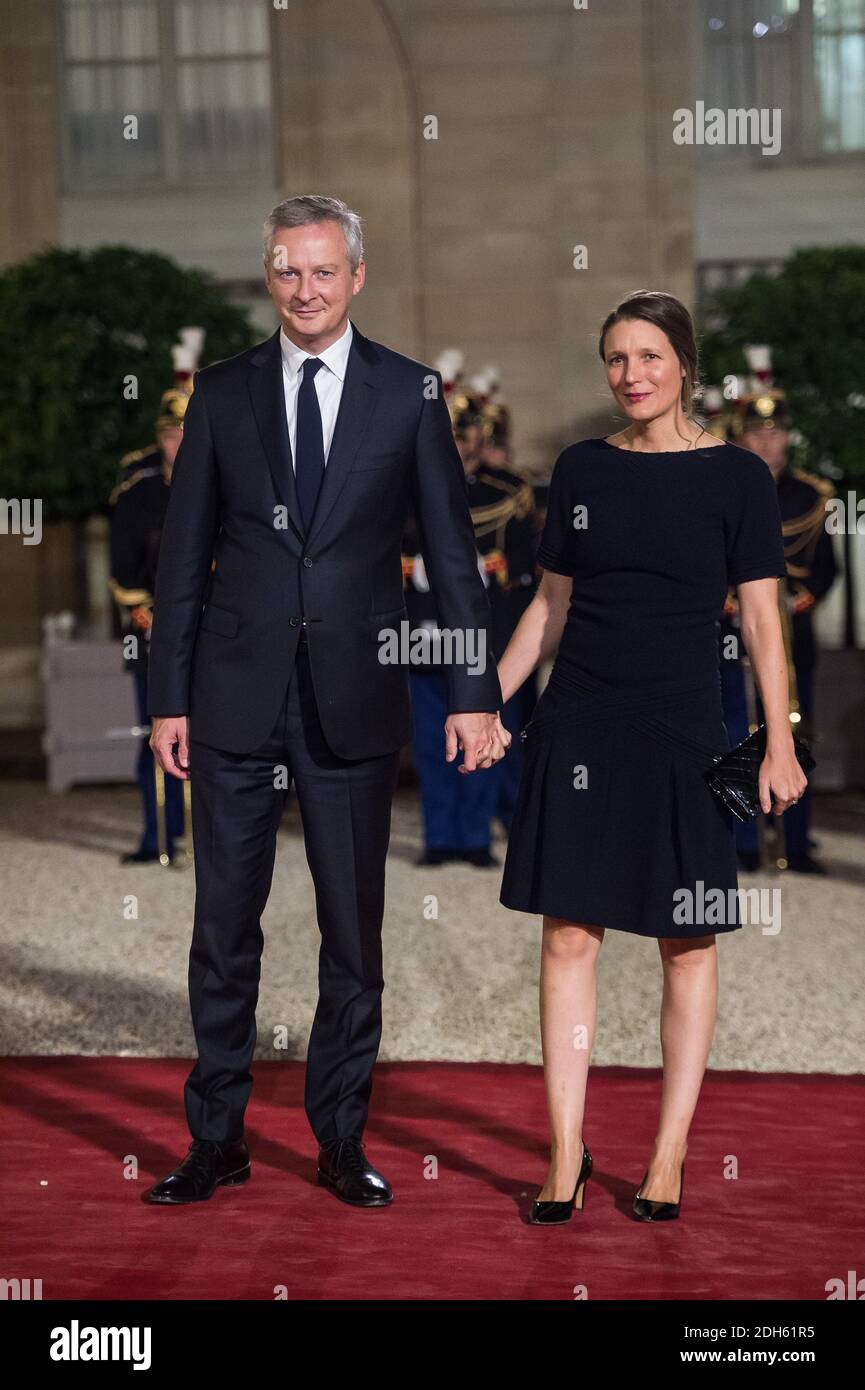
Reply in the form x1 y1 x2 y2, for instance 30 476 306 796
698 0 865 159
814 0 865 152
62 0 273 188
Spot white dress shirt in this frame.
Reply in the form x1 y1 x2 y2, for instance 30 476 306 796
279 318 353 470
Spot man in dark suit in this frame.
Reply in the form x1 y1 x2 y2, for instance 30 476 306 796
145 196 507 1208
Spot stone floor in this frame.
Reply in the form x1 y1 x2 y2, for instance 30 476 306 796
1 780 863 1072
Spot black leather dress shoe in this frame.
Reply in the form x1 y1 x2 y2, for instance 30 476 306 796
121 848 162 864
462 848 500 868
147 1137 250 1204
786 853 827 876
415 848 454 866
317 1138 393 1207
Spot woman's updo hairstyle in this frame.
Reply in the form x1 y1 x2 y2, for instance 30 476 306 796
598 290 700 414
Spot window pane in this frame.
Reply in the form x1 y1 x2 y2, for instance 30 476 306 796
66 63 162 184
175 0 269 56
64 0 159 61
177 58 272 177
815 31 865 148
698 1 800 157
814 0 865 28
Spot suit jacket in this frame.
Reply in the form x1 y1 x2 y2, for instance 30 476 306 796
146 321 502 757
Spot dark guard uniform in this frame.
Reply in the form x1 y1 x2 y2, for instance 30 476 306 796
108 389 190 862
720 379 837 871
475 400 541 828
403 386 536 863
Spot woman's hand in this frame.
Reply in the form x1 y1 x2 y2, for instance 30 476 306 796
759 746 808 815
492 712 513 753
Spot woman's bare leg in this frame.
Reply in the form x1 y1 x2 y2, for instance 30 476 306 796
638 934 718 1202
536 916 605 1201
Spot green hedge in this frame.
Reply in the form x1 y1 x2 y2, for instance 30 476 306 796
699 246 865 481
0 245 258 520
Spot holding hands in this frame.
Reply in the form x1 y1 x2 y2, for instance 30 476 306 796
445 711 512 773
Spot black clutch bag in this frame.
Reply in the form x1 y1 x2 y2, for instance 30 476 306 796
704 724 815 823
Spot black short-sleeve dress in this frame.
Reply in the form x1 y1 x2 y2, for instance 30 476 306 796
499 437 787 938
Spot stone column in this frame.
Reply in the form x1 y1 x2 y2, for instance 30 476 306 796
0 0 61 266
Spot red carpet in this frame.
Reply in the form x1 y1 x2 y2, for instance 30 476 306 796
2 1058 862 1301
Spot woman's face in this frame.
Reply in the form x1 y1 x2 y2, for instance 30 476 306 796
602 318 686 424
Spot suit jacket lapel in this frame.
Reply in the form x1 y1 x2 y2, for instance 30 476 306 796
305 321 379 546
247 329 305 541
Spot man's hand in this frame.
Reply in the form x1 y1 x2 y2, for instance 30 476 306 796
130 604 153 634
445 711 512 773
150 715 191 781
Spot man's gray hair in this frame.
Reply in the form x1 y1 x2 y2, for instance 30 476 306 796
262 195 364 272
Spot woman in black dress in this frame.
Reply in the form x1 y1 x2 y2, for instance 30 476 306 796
495 291 807 1224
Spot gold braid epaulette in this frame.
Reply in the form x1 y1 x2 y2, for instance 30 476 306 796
790 467 835 499
470 470 537 537
471 493 519 539
108 446 160 506
781 470 833 577
108 576 154 607
512 481 535 520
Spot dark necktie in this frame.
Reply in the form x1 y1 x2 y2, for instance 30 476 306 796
295 356 325 530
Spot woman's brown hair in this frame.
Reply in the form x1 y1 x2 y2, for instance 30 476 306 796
598 290 700 414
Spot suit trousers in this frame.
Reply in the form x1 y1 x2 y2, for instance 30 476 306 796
184 634 400 1145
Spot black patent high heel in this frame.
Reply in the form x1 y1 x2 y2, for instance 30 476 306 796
632 1160 685 1222
528 1140 593 1224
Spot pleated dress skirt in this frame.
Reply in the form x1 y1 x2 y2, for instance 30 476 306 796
499 668 742 939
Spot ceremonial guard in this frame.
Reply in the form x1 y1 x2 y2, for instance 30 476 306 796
402 360 539 864
476 391 541 828
717 348 836 873
108 331 203 863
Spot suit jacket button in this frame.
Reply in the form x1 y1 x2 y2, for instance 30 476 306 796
303 556 313 567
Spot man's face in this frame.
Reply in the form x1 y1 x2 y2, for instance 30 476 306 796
482 442 509 469
456 424 482 471
741 425 790 475
264 220 365 352
158 427 183 477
